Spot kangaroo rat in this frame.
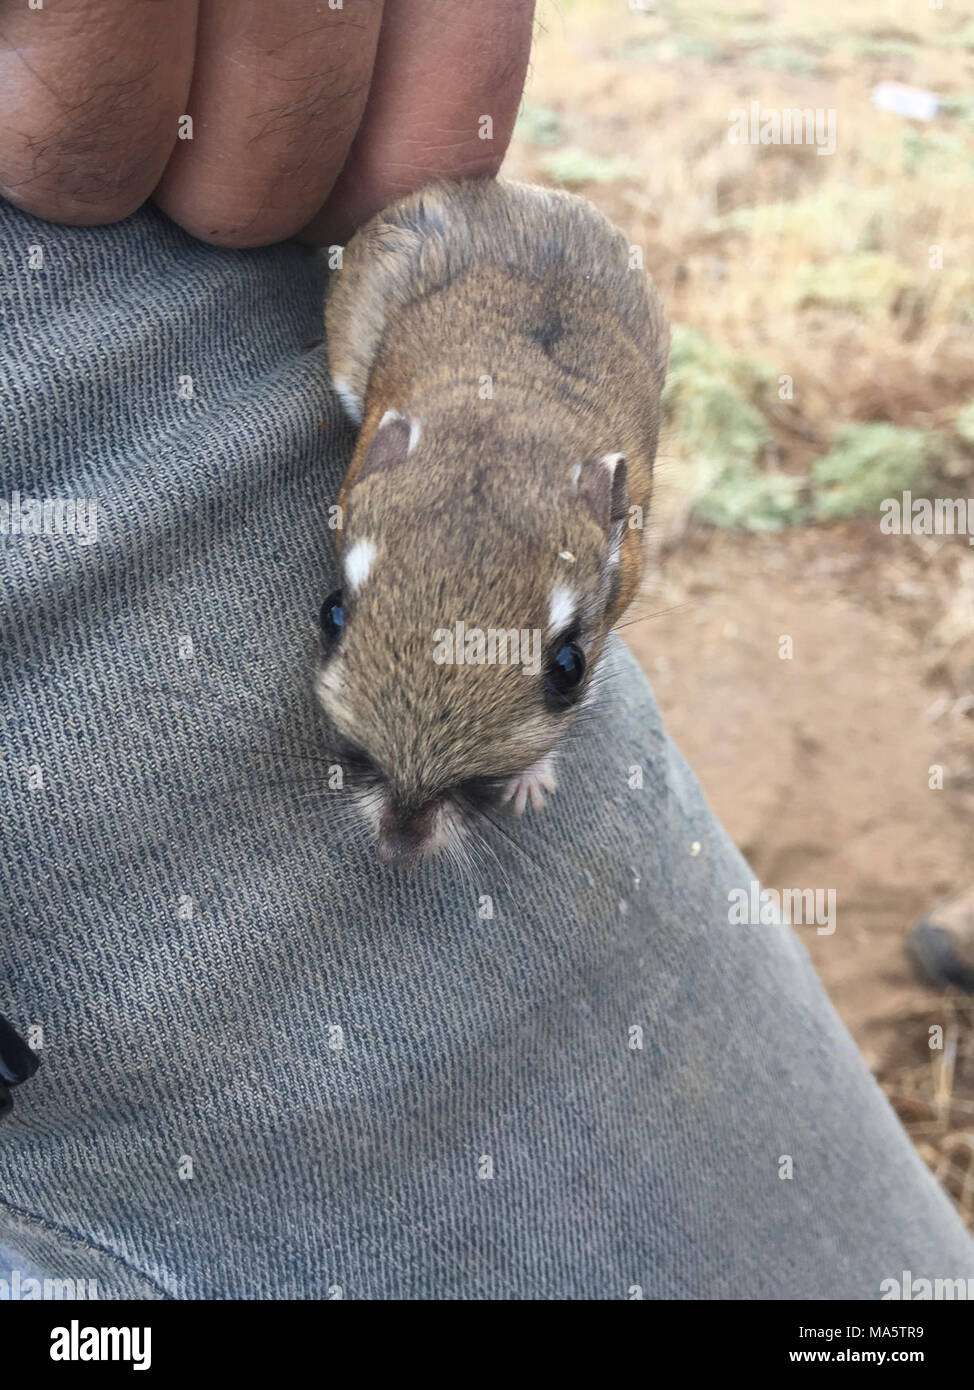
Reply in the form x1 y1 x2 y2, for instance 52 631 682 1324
317 177 669 865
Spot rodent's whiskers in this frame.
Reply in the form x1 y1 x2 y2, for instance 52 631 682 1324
442 822 483 884
452 798 525 911
457 792 543 875
128 670 383 857
612 600 694 632
455 808 504 880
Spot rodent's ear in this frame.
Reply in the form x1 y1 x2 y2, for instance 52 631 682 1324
357 409 418 481
573 452 628 536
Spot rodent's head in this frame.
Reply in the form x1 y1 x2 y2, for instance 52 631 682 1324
314 407 639 865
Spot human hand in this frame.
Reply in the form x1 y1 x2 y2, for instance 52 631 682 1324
0 0 535 247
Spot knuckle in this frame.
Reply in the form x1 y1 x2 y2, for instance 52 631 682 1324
0 83 175 223
154 180 312 249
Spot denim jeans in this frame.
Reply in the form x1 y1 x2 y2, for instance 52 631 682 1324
1 197 972 1299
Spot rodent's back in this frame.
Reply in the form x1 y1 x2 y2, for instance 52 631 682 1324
325 177 669 433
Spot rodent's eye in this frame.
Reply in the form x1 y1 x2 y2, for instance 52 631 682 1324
319 588 345 647
545 640 586 710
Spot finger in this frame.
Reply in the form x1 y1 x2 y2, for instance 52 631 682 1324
0 0 196 225
301 0 535 246
153 0 383 248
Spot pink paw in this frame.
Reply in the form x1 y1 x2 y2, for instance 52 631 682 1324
502 755 557 816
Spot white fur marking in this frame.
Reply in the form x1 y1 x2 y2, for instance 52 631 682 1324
333 376 363 424
549 585 577 634
602 453 626 569
345 538 376 592
313 661 351 727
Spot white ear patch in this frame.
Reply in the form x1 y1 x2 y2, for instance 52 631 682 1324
549 584 578 635
378 408 420 454
345 538 376 592
332 375 363 425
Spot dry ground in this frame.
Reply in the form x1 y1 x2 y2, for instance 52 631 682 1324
506 0 974 1226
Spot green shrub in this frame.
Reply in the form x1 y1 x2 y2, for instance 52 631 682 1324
956 400 974 447
691 460 807 531
792 254 916 318
902 128 974 179
748 44 819 74
812 423 933 519
515 103 564 147
661 330 960 530
664 326 807 530
943 94 974 127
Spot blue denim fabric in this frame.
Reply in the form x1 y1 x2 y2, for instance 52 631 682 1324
1 198 972 1299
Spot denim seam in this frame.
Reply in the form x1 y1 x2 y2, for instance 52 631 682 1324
0 1197 173 1299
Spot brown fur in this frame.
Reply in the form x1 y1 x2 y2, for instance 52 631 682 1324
319 176 669 813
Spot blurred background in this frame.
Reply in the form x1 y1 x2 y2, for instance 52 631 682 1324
505 0 974 1226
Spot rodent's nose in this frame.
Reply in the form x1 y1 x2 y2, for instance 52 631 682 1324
378 799 438 865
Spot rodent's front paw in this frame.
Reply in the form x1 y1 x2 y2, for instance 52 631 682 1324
501 756 557 816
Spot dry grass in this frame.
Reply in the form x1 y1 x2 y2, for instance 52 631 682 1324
508 0 974 471
878 995 974 1228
